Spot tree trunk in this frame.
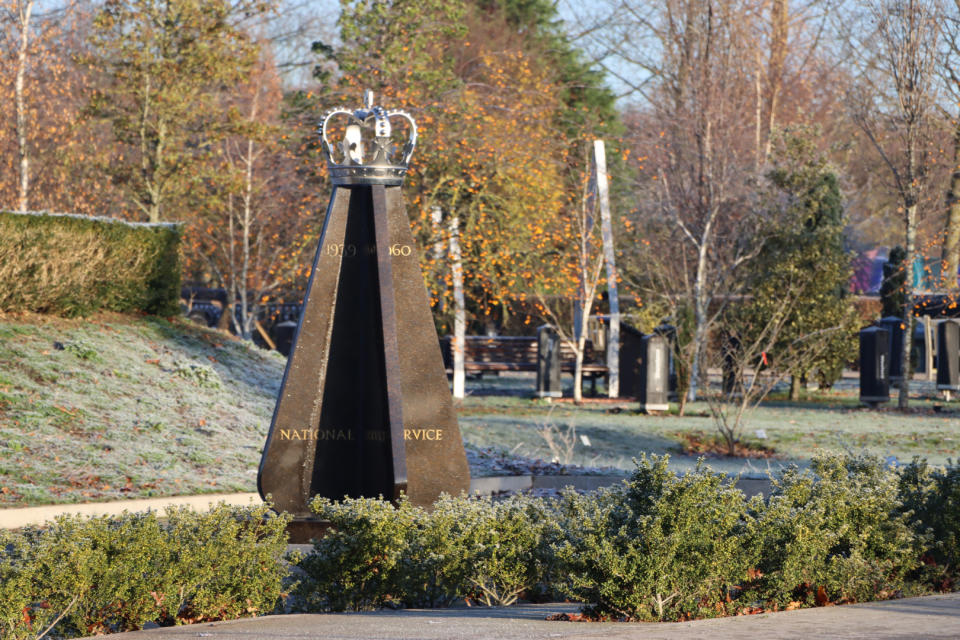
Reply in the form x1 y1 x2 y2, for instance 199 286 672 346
688 218 713 402
942 120 960 290
15 0 34 212
764 0 788 161
218 287 235 333
754 47 763 171
789 374 800 401
240 137 255 340
899 202 917 410
449 215 466 400
574 331 586 404
219 196 237 333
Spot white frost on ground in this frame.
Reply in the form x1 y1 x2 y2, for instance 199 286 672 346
464 443 623 477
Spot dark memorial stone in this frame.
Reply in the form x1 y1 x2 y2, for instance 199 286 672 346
878 316 904 382
721 332 741 396
617 323 645 398
536 325 562 398
257 92 470 540
859 325 890 406
937 319 960 392
271 320 298 357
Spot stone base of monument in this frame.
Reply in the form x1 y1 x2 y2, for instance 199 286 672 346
286 517 332 544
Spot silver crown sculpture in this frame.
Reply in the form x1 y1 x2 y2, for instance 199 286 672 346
320 90 417 186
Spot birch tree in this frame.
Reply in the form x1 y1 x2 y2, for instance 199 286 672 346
12 0 32 211
850 0 940 409
623 0 760 404
189 52 318 341
938 0 960 290
84 0 269 222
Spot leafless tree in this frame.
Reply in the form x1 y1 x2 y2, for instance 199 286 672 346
532 142 608 404
937 1 960 290
614 0 762 405
848 0 941 409
708 284 846 455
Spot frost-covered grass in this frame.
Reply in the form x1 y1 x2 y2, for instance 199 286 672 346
457 373 960 478
0 311 284 506
2 312 959 507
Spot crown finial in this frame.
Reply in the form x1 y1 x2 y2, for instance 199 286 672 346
320 90 417 186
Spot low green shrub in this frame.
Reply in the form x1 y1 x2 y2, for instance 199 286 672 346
748 453 922 607
289 453 957 620
173 361 222 389
898 458 960 588
0 503 289 639
61 340 100 361
296 494 554 611
553 456 755 621
0 210 181 317
296 496 416 611
416 495 554 607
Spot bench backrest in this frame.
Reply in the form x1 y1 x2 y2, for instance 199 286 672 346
440 334 600 367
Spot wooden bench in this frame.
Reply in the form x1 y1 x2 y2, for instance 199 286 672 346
440 335 608 393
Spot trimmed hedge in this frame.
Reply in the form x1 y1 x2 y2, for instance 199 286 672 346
0 211 181 317
296 494 555 611
0 503 290 639
4 456 956 636
295 453 960 620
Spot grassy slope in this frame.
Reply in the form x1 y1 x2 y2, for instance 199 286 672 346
0 312 285 506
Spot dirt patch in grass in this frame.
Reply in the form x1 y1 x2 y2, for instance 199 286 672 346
672 430 781 459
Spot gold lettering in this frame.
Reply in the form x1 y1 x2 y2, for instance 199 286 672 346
316 429 353 441
402 428 443 441
278 428 354 441
325 243 358 258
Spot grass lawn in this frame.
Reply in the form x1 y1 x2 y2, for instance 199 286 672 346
458 375 960 478
1 312 958 506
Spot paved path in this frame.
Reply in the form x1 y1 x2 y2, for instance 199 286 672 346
0 493 262 529
83 593 960 640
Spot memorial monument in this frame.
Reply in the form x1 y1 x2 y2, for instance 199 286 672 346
257 92 470 538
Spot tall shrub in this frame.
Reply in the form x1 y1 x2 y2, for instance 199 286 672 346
0 211 181 317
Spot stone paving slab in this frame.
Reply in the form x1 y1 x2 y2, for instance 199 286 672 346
82 593 960 640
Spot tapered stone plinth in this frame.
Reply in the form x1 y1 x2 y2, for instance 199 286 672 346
257 184 470 540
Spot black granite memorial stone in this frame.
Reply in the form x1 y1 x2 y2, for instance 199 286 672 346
937 319 960 393
257 92 470 539
859 325 890 406
879 316 904 382
536 325 562 398
617 323 645 399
